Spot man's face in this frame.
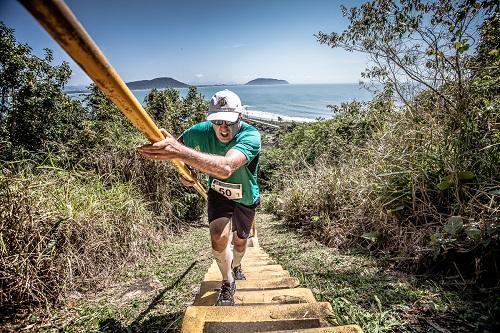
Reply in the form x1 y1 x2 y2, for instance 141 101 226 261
212 120 240 143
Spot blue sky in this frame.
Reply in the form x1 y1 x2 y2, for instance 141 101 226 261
0 0 369 86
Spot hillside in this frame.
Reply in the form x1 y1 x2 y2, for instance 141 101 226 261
245 78 289 85
126 77 189 89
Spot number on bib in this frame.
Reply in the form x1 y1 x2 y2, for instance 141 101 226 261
212 179 242 200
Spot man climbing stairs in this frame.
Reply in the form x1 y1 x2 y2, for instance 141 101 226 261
180 241 363 332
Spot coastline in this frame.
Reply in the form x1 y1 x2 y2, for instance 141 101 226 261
67 84 370 123
241 109 316 124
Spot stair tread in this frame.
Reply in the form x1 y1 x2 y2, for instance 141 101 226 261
181 302 334 333
204 270 290 281
261 326 364 333
207 263 285 273
194 287 316 306
197 277 300 297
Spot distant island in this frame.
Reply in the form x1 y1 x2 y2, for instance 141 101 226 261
65 77 291 93
126 77 189 89
245 78 289 85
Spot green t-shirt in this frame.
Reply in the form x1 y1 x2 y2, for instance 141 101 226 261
181 121 261 206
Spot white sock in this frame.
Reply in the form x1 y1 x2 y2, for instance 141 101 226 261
212 236 234 283
232 248 246 268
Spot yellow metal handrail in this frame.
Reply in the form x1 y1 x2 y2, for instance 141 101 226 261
19 0 207 200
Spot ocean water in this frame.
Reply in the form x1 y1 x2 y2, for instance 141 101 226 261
131 83 373 121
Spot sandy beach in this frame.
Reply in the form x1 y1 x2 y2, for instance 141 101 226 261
241 109 316 123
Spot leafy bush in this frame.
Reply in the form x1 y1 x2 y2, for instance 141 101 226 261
263 8 499 283
0 23 86 159
144 86 207 137
260 96 392 191
268 89 499 283
81 85 207 224
0 23 208 319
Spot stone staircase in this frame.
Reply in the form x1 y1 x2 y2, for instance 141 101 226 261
180 238 363 333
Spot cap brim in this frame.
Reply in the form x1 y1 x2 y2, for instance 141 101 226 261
206 111 240 122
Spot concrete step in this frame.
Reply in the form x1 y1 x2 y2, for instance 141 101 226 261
262 326 364 333
181 302 334 333
243 247 266 252
197 277 300 297
208 257 269 263
194 287 316 306
207 261 278 273
204 270 290 281
240 259 275 266
243 252 266 256
206 264 285 275
240 258 273 265
244 247 266 254
241 255 272 261
240 253 271 258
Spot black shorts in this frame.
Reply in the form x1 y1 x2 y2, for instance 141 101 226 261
207 189 259 239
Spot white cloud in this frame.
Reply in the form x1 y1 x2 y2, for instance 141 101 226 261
195 74 204 78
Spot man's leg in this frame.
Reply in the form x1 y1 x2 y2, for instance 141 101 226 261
210 217 236 306
232 231 247 265
231 203 258 280
210 217 234 284
231 232 247 280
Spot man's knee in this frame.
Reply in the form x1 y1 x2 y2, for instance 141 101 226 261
232 231 247 245
210 217 231 237
209 217 231 250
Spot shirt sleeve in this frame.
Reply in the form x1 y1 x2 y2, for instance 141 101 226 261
179 128 192 148
231 129 261 163
180 122 207 150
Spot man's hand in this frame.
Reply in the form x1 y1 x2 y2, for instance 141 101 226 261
138 127 248 180
137 129 184 161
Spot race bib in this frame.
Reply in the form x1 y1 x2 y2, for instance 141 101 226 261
211 179 242 200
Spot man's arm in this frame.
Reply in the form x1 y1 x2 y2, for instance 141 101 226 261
137 129 247 179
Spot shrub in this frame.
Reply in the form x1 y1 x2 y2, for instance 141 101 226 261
262 0 500 285
0 23 86 159
144 86 207 137
268 90 499 284
260 98 389 191
81 85 207 225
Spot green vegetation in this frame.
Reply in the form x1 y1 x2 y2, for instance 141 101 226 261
0 21 207 324
2 224 211 332
262 0 499 286
258 214 500 332
1 0 499 331
1 171 161 311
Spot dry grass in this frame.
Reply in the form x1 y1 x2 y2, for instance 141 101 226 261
81 124 205 228
0 168 173 319
264 99 500 283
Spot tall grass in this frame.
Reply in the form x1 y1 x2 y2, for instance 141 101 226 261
263 92 499 284
0 136 205 318
0 168 169 314
81 122 205 227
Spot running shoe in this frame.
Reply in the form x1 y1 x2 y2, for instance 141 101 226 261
232 264 246 280
216 280 235 306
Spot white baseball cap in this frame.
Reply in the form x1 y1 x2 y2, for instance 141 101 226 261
207 89 245 123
